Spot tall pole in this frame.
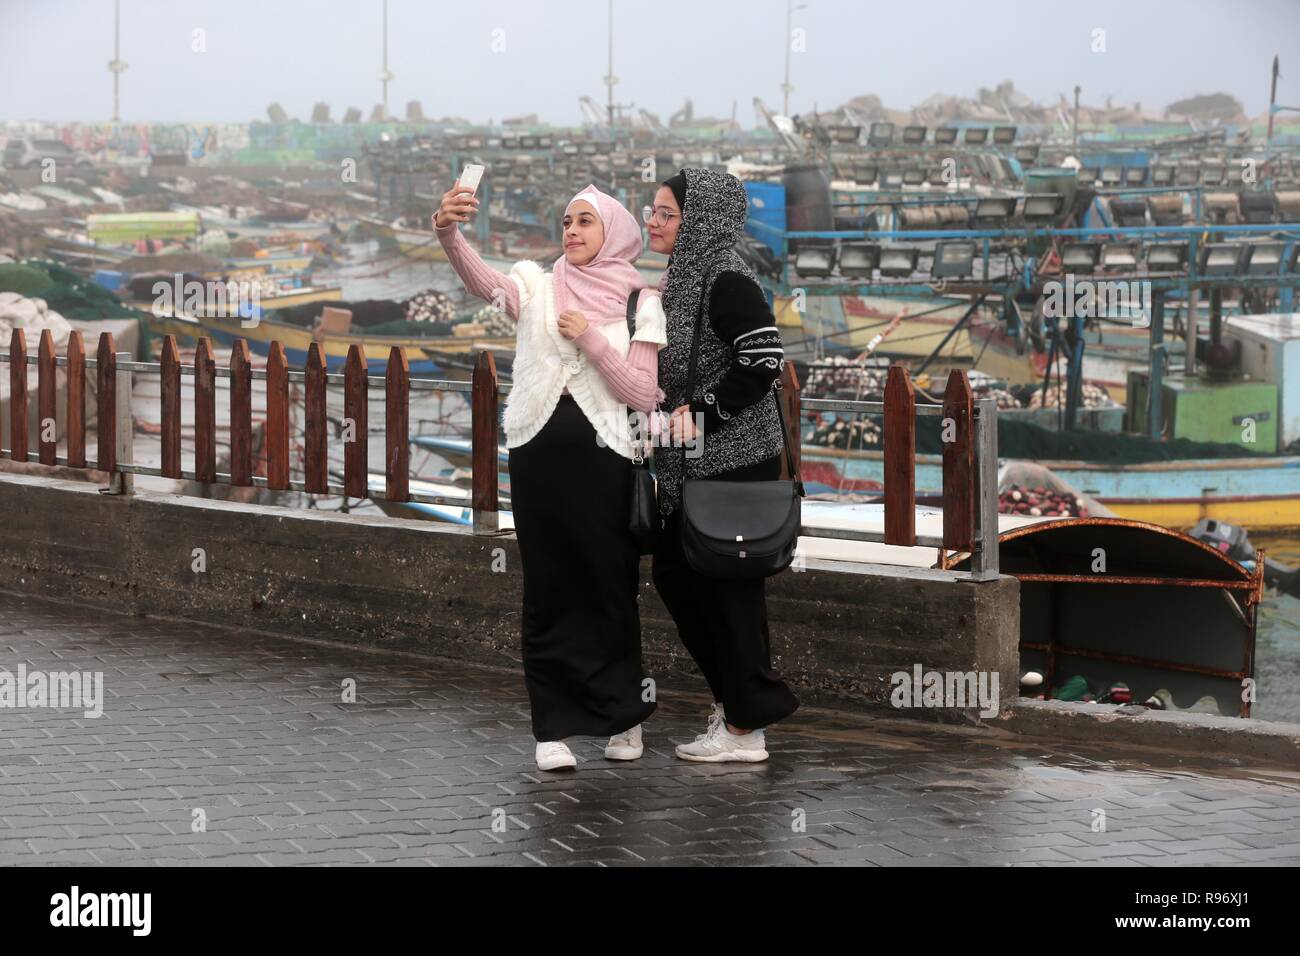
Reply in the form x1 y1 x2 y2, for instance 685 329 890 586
379 0 394 121
782 0 793 115
1267 55 1280 146
604 0 617 128
1072 85 1080 151
108 0 127 122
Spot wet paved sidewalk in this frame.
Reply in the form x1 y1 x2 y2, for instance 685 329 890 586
2 594 1299 867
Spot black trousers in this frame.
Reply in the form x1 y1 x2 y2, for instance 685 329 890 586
508 395 657 742
651 453 800 730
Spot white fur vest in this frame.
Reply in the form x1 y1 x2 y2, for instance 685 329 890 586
503 260 666 459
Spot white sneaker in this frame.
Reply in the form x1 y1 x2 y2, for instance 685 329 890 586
535 741 577 771
604 724 644 760
690 702 726 743
676 717 769 763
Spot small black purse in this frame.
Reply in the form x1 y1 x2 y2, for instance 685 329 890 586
625 290 660 554
677 285 804 579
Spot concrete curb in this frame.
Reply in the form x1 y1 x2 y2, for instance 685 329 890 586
996 698 1300 766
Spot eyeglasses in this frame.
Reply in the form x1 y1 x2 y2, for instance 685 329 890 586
641 205 680 226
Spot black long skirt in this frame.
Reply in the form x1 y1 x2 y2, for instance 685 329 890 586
507 395 657 742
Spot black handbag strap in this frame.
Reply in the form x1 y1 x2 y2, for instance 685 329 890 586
680 271 801 491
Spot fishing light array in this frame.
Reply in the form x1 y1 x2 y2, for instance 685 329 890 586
1052 241 1300 276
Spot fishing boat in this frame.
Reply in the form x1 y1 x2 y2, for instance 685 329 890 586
949 517 1263 718
364 473 515 527
800 443 1300 529
143 306 515 374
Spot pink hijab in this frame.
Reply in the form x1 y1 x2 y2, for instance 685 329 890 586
552 184 651 326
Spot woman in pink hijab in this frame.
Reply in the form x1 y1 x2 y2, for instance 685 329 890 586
435 181 666 772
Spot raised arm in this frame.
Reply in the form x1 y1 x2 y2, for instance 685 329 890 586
435 223 520 320
433 183 520 319
688 271 784 432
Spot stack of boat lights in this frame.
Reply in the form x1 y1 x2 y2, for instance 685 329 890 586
1061 242 1101 273
1199 243 1251 276
1101 243 1140 271
1144 243 1190 272
1245 243 1300 275
878 247 920 278
930 241 976 279
838 242 880 279
1022 193 1064 224
791 240 837 279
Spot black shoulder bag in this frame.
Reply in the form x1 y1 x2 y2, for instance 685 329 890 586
626 289 660 554
677 283 804 579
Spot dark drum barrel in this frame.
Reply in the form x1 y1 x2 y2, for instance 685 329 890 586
782 163 832 232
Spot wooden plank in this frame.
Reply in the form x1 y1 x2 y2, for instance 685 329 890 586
37 330 56 465
66 331 85 468
778 361 801 481
8 329 27 462
96 332 116 472
471 350 499 527
941 370 975 552
385 346 409 502
883 364 916 546
194 337 216 483
303 341 327 494
266 341 290 491
229 339 253 486
343 344 368 498
160 335 181 478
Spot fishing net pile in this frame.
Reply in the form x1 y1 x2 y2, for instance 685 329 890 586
0 260 145 321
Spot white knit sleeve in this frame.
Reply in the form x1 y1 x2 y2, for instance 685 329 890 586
508 260 544 313
631 293 668 349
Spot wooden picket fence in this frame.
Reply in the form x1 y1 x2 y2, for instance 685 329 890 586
2 329 999 576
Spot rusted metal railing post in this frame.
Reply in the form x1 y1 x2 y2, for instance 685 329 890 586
883 364 916 547
9 329 28 463
969 396 999 579
266 342 290 491
941 369 975 553
344 344 369 499
471 350 500 534
229 340 253 487
38 330 57 466
66 331 86 469
160 335 181 478
385 346 409 503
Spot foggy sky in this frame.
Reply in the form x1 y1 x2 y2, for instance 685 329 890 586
1 0 1297 126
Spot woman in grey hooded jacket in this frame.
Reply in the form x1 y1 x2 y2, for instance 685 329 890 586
647 167 800 763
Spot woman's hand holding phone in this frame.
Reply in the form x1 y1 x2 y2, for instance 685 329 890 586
433 183 479 229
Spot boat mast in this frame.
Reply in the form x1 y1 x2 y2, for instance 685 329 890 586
782 0 793 116
379 0 395 121
108 0 128 122
1267 55 1280 147
604 0 617 128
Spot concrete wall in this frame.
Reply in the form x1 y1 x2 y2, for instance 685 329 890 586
0 472 1020 716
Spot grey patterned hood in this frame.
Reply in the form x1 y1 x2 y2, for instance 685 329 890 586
661 167 751 322
655 167 784 516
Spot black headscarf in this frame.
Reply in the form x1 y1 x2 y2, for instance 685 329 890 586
662 173 688 215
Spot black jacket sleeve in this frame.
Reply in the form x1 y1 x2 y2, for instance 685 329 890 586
688 271 784 433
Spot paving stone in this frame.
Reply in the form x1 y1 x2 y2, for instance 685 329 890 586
2 595 1299 866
